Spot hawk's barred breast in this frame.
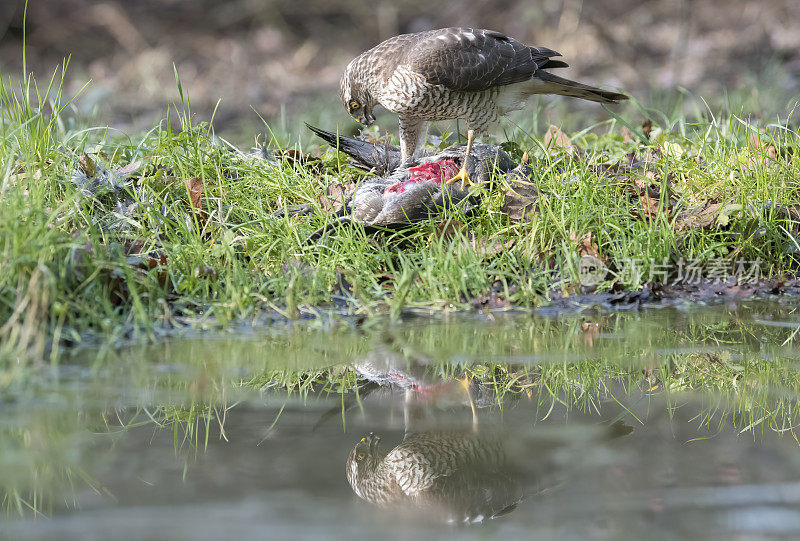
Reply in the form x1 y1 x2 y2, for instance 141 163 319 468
379 65 502 130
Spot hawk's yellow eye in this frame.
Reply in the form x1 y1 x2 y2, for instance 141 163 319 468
356 453 365 461
350 101 361 110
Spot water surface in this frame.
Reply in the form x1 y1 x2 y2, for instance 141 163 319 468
4 299 800 539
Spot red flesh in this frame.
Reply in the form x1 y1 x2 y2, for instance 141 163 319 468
383 159 460 195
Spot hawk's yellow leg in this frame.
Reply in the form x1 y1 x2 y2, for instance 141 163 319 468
445 129 475 190
456 374 479 432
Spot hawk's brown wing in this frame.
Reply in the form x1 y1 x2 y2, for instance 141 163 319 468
405 27 568 92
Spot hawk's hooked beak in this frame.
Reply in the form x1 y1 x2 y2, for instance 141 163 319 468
363 110 375 126
364 432 381 451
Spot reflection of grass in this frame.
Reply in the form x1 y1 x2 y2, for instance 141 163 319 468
236 350 800 443
123 403 222 454
458 352 800 436
254 349 800 437
232 303 800 435
0 399 230 517
246 365 360 395
664 352 800 437
0 408 107 517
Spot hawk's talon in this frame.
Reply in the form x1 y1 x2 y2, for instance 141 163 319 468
455 375 479 431
445 167 473 190
445 128 475 190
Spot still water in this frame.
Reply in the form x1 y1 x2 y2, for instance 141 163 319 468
4 299 800 539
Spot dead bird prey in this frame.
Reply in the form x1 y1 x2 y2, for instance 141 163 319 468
306 124 525 232
339 27 627 185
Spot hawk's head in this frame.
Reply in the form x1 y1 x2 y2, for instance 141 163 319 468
345 432 387 502
340 61 376 126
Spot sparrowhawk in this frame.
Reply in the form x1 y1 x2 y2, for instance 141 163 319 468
346 431 520 522
340 27 627 184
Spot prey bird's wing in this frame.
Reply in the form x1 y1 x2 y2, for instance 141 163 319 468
305 123 402 174
404 27 568 92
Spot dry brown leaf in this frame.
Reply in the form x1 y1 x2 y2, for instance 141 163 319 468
622 166 676 220
502 178 539 221
744 127 786 172
777 204 800 222
674 201 724 232
318 193 333 213
544 125 578 155
79 153 96 178
113 160 144 178
108 274 128 305
571 232 603 260
641 119 653 139
745 155 773 171
319 182 353 212
630 169 658 191
376 272 396 291
126 252 169 287
748 128 779 162
621 126 634 144
638 185 677 219
434 219 466 240
639 191 662 218
581 321 600 347
123 239 145 256
684 191 710 208
187 176 203 212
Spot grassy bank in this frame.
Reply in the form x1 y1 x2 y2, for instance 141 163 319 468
1 64 800 367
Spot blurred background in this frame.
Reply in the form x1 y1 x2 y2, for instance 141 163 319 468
0 0 799 142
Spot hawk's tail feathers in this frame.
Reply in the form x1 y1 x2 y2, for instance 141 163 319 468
532 71 627 104
530 46 569 70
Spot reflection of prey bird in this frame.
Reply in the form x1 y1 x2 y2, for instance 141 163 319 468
346 431 520 523
312 347 495 434
340 27 627 184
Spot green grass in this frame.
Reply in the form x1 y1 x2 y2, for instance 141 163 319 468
1 61 800 369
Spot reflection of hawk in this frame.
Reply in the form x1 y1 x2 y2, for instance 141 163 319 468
340 27 627 165
346 432 520 523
